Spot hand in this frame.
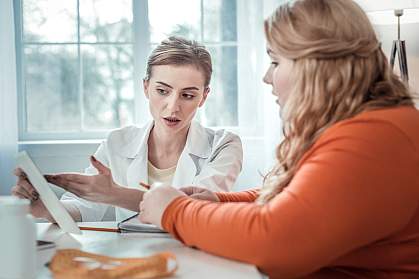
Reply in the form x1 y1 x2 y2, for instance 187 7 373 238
139 185 186 229
45 156 120 204
11 168 51 219
179 186 220 202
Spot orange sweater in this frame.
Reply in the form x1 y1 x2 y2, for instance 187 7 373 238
162 106 419 279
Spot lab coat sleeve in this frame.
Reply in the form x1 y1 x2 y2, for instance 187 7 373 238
60 141 111 221
194 131 243 192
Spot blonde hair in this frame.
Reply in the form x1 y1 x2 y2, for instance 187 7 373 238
258 0 415 203
144 36 212 87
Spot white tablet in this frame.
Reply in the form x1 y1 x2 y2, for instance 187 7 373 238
16 151 81 234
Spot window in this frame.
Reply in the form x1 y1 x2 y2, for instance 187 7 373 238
15 0 239 140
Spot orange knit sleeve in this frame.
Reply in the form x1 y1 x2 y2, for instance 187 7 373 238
162 117 419 278
215 189 259 202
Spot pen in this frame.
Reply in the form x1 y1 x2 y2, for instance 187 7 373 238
79 226 120 233
139 182 151 190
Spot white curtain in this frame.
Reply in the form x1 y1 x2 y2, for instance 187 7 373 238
0 0 18 194
233 0 285 190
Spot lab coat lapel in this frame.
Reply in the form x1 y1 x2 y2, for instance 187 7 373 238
125 122 153 189
171 121 211 188
171 151 197 188
126 153 148 189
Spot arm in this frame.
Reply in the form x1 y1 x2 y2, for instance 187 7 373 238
59 142 111 222
178 187 259 202
58 141 144 221
162 121 419 278
194 132 243 192
215 189 259 202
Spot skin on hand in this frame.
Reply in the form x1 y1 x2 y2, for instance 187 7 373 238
11 168 52 220
12 156 143 220
179 186 220 202
139 185 186 228
44 156 121 204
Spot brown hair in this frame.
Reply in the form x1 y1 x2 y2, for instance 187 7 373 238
144 36 212 87
258 0 415 203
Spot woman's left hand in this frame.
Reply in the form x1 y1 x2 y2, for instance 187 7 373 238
45 156 120 204
139 185 186 229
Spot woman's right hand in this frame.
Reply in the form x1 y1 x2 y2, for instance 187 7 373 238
11 168 51 220
179 186 220 202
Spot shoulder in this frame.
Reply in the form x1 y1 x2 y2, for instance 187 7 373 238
313 106 419 161
106 125 143 145
187 121 242 161
194 122 242 149
104 123 151 156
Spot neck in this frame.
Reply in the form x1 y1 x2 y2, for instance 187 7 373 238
148 122 190 162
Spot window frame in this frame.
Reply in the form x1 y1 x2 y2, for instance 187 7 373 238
14 0 258 142
14 0 150 141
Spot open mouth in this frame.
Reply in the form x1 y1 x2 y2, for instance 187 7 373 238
163 116 181 126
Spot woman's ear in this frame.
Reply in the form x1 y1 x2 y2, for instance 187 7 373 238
198 87 210 107
143 79 150 99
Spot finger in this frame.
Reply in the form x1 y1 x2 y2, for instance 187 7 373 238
47 175 84 193
139 201 144 212
179 187 196 195
13 192 28 200
17 179 38 198
13 168 27 179
90 156 110 176
46 173 88 185
138 211 149 224
62 181 86 197
12 185 37 201
15 184 34 200
11 185 28 199
67 181 87 197
190 193 209 200
64 180 84 191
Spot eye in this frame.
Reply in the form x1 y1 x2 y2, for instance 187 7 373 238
182 93 195 100
271 62 279 67
156 88 168 95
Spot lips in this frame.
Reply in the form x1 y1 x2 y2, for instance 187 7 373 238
163 116 181 126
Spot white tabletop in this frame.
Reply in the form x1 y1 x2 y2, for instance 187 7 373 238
36 222 262 279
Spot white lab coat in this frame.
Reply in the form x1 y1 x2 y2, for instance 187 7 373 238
61 120 243 221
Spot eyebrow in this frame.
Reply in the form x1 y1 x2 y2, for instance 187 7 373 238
156 81 199 91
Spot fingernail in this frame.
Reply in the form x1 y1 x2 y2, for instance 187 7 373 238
91 156 97 161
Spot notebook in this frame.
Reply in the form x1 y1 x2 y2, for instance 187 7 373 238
118 213 167 233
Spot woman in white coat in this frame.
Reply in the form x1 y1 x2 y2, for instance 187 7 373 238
12 36 243 222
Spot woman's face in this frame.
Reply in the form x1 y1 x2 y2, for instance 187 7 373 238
263 47 294 106
143 64 209 134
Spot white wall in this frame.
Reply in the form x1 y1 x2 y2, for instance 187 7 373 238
0 0 18 194
374 23 419 95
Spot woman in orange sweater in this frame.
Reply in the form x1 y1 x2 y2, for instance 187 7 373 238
139 0 419 278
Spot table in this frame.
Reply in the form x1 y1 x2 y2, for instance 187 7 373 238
36 222 263 278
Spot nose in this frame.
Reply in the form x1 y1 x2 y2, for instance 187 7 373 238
263 67 272 85
166 93 180 112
